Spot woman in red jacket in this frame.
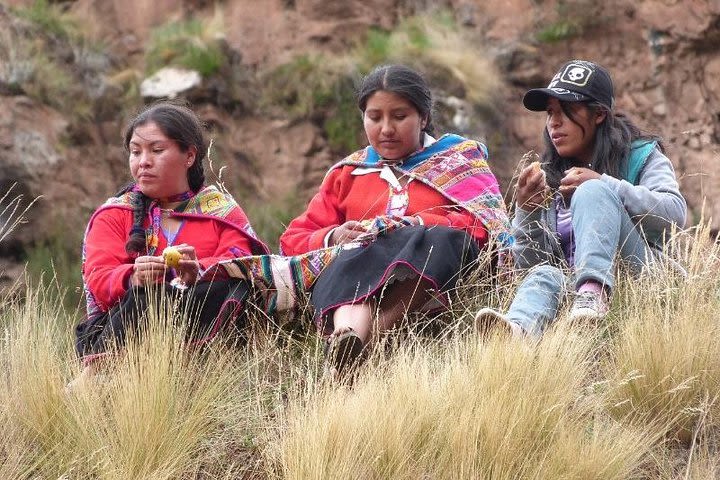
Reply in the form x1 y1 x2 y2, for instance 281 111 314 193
75 102 268 371
280 65 510 376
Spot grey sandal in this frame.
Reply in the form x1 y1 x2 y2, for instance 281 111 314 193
326 330 365 376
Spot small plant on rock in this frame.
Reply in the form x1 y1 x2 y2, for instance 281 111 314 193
145 15 226 77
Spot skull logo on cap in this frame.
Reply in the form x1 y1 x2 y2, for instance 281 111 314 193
568 67 585 81
560 64 592 86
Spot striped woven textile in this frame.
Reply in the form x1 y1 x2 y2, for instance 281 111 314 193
214 244 362 313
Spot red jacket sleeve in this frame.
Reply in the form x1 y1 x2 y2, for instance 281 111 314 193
187 219 254 271
280 168 346 254
82 209 135 312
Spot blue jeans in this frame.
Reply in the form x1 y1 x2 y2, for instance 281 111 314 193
507 179 655 335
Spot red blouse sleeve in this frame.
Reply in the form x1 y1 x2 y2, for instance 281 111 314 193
192 220 254 271
280 168 346 254
82 209 135 312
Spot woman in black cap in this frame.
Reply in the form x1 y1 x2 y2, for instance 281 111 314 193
475 59 687 336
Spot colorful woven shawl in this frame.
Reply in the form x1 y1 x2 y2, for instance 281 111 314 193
82 185 268 318
99 185 268 255
334 134 513 248
212 245 355 314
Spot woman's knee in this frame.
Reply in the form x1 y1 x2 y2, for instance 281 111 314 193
525 264 566 289
571 178 619 210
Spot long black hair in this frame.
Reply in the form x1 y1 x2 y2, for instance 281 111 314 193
119 101 208 255
541 100 664 189
357 64 435 135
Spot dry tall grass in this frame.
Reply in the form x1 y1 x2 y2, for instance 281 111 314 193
1 225 719 478
604 225 720 466
265 327 658 479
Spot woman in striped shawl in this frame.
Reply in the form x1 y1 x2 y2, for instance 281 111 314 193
281 65 511 377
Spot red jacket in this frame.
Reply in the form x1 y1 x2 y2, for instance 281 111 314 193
280 165 488 255
83 206 259 313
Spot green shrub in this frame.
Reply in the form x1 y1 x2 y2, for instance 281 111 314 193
145 18 226 77
260 54 338 118
534 0 604 44
321 77 362 153
354 27 392 72
536 19 581 43
260 55 362 153
4 4 101 121
23 51 72 102
13 0 78 40
25 228 83 310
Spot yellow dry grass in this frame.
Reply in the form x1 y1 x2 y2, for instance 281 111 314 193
266 326 657 479
605 224 720 445
1 224 719 478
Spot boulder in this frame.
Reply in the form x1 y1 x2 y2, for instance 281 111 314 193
140 67 203 99
0 96 68 251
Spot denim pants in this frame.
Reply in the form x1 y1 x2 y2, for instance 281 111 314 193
507 179 655 335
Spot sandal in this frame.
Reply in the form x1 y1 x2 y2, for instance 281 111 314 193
326 329 366 377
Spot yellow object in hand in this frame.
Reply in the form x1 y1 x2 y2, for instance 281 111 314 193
162 246 181 268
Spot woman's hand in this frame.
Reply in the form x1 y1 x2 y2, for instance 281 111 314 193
330 221 369 245
516 163 550 211
354 215 421 242
559 167 601 200
131 255 166 286
172 243 200 285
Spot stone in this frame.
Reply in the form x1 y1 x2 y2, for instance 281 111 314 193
140 67 202 99
443 96 471 132
652 103 667 117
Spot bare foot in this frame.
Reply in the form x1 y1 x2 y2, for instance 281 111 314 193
64 364 99 395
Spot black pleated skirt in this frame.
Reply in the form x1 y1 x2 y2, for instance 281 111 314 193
310 225 480 334
75 279 250 361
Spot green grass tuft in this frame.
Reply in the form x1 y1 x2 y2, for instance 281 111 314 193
145 17 226 77
13 0 78 40
536 19 582 43
534 0 605 44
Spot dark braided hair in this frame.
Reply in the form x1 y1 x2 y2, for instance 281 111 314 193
121 101 208 255
541 100 664 189
358 64 435 136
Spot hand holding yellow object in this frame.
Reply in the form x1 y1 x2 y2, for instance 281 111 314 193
162 246 182 268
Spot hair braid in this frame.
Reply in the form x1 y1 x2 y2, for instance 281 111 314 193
125 190 149 255
120 101 209 254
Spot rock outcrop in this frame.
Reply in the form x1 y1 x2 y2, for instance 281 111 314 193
0 0 718 276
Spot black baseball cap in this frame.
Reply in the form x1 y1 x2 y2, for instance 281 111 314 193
523 60 614 111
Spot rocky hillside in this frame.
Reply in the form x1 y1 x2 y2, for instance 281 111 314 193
0 0 718 280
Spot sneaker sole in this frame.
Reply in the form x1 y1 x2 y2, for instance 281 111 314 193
567 308 605 326
474 308 523 338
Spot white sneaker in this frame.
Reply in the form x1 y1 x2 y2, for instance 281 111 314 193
568 291 609 324
474 307 524 338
